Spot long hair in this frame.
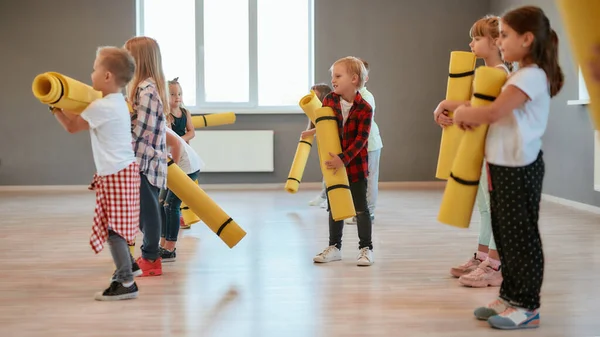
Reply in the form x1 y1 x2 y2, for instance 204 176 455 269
502 6 564 97
124 36 169 115
470 15 513 72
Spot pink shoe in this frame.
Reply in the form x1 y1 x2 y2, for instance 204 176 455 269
459 259 502 288
450 253 482 278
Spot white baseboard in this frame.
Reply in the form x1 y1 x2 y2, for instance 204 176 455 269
0 181 446 192
542 193 600 215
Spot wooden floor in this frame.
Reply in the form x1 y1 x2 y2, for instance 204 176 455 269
0 186 599 337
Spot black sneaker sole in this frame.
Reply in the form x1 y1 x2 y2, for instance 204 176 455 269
94 291 139 301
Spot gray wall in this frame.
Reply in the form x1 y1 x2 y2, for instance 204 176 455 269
490 0 600 207
0 0 491 185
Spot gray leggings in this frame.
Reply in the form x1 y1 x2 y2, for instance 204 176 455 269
108 230 133 283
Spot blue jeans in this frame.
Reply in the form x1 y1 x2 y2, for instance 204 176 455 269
160 170 199 242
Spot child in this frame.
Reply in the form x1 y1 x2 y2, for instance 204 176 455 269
304 83 332 208
124 36 169 277
167 77 195 143
453 5 564 330
434 15 511 288
345 58 382 224
159 127 203 262
312 56 374 266
52 46 140 300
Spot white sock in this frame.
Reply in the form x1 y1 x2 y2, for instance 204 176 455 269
122 281 134 287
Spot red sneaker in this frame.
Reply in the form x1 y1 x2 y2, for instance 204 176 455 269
135 257 162 277
180 216 191 229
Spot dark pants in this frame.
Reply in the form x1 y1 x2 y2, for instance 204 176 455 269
161 170 199 242
488 151 545 310
327 179 373 250
139 173 161 261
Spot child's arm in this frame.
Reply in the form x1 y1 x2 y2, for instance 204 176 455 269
166 131 183 164
454 86 528 127
181 109 196 143
53 108 89 133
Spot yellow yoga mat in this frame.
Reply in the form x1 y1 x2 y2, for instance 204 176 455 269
438 66 507 228
32 72 102 114
180 179 201 226
556 0 600 130
435 51 477 180
284 90 323 193
191 112 236 128
285 135 315 193
312 106 356 221
167 159 246 248
299 90 322 124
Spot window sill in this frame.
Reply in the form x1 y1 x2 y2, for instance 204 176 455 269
567 99 590 106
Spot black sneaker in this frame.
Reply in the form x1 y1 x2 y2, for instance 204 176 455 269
110 261 142 282
160 247 176 262
94 281 139 301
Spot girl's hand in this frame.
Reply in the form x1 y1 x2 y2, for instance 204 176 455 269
433 100 447 121
301 128 316 139
437 112 453 127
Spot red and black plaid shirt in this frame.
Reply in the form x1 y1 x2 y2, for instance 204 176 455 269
322 91 372 182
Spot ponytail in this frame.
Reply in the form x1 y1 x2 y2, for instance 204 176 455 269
543 29 564 97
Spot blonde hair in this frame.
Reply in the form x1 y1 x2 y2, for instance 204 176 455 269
167 77 185 125
124 36 169 115
330 56 368 89
470 15 513 71
96 46 135 88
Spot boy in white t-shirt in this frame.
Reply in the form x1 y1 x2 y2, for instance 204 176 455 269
158 127 204 261
52 46 140 301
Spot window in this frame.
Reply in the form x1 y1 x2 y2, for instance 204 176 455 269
137 0 314 114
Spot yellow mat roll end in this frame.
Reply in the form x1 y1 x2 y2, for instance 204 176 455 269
299 90 322 124
285 135 315 194
556 0 600 130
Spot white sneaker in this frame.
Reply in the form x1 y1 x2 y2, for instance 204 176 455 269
356 247 374 266
319 199 328 209
313 245 342 263
309 194 326 206
344 216 357 225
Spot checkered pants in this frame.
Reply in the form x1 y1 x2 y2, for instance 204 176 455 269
88 162 141 254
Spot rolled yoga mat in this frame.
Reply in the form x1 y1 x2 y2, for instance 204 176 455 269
32 72 102 114
167 159 246 248
180 180 201 226
284 90 323 193
285 135 315 193
312 106 356 221
435 51 477 180
191 112 236 128
556 0 600 130
437 66 507 228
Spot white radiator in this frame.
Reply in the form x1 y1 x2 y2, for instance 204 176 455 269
188 130 274 172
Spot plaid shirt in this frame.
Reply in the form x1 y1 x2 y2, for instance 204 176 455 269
321 91 372 182
131 79 167 189
88 162 140 254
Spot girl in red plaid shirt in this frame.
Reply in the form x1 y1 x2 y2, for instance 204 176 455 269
52 47 140 301
312 56 374 266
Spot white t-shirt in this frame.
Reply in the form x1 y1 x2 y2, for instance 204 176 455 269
166 128 204 174
340 98 352 125
80 93 136 176
359 87 383 151
485 65 550 166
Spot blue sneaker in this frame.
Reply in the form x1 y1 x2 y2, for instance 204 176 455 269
488 307 540 330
